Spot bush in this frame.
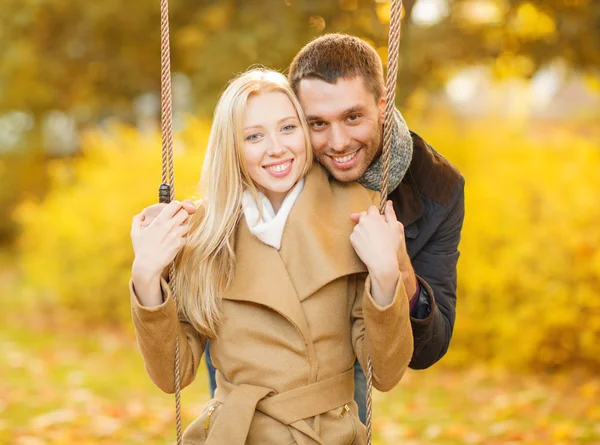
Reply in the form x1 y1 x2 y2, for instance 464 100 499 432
16 118 209 324
16 113 600 371
414 115 600 371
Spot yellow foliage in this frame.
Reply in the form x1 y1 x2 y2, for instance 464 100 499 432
15 112 600 371
375 2 391 25
339 0 359 13
512 3 557 41
412 115 600 371
494 53 536 78
16 118 210 324
376 46 389 66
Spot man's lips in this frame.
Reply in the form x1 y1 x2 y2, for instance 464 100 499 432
328 149 360 169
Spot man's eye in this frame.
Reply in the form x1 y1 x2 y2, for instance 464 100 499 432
348 114 361 121
310 121 326 128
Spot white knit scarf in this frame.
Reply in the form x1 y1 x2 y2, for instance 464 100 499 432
241 178 305 250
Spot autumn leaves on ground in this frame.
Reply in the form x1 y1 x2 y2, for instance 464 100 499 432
2 297 599 444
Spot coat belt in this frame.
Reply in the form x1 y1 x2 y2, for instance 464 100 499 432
205 368 355 445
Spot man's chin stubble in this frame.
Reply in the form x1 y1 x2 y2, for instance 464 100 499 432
331 165 366 183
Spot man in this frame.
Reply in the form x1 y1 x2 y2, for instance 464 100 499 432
171 33 464 424
284 33 465 422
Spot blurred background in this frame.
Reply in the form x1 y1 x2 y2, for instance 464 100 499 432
1 0 599 444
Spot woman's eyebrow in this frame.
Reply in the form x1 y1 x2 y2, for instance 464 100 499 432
245 116 297 130
277 115 298 123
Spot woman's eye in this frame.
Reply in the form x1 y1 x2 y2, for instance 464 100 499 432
245 133 261 142
282 125 296 132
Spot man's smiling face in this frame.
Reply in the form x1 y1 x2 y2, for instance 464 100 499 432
296 75 385 182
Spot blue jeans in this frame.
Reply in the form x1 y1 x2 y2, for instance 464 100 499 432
353 359 367 424
205 342 218 396
204 344 367 424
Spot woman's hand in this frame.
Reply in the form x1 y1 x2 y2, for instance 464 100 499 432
130 201 194 305
350 201 403 306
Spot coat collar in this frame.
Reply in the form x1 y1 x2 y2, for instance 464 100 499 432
389 167 422 230
222 163 375 340
279 163 376 300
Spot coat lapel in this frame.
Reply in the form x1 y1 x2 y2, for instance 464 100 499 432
389 168 423 227
222 163 376 339
279 164 374 301
222 220 313 343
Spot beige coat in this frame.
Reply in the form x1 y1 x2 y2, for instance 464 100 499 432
130 164 413 445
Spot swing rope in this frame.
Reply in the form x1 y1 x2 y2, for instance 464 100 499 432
158 0 183 444
158 1 404 444
368 2 404 444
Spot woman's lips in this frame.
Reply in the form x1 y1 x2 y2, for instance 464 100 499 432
263 159 294 178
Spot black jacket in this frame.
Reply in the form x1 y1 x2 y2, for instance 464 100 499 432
388 131 465 369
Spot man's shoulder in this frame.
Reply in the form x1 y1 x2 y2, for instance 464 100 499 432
408 131 464 208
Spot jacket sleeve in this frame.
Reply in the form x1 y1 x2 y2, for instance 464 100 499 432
351 273 414 392
130 277 206 393
409 177 465 369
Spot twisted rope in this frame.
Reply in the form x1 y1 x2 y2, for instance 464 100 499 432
159 0 182 444
160 0 175 200
368 1 404 444
379 0 403 212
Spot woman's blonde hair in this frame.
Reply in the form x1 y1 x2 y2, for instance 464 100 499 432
173 68 313 338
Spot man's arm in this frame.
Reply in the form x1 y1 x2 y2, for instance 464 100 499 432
408 177 465 369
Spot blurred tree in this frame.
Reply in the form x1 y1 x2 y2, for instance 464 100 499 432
397 0 600 102
1 0 598 119
17 120 209 325
0 0 599 244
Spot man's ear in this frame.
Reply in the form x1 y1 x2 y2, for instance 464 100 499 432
378 95 386 122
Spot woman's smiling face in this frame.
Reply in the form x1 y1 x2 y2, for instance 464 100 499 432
242 91 307 208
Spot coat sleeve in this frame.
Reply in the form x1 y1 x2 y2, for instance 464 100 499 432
130 277 206 393
351 273 414 392
409 177 465 370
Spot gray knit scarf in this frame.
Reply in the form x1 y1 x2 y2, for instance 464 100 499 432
357 108 413 193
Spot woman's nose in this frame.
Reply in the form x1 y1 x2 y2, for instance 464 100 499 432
266 137 286 156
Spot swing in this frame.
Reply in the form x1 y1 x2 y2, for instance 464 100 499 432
157 1 405 443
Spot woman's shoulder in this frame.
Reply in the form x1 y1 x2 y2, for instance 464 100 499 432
330 176 380 208
310 162 380 207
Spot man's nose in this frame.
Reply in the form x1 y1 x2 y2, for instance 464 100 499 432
329 124 351 153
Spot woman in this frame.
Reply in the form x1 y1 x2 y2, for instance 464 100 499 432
129 68 413 445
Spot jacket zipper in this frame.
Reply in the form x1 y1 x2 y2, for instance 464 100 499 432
204 401 221 434
339 404 350 417
339 404 357 445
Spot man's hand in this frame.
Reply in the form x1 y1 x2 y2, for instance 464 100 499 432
351 202 418 299
350 202 402 306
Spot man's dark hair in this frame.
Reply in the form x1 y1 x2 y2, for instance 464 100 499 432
288 33 385 100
